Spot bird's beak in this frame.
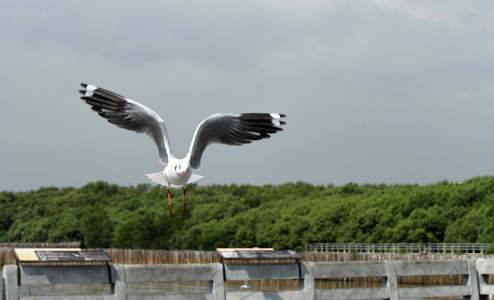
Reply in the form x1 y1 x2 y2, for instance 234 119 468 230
182 171 187 175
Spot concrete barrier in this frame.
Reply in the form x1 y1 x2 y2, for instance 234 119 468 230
3 259 494 299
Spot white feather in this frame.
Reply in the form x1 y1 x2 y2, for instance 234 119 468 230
145 172 168 186
145 171 203 187
188 173 204 184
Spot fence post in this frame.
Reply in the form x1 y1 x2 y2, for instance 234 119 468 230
2 265 18 300
464 259 480 300
301 262 315 300
476 259 492 300
211 263 225 300
111 264 126 300
385 261 399 300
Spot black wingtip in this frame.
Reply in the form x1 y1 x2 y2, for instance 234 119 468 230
80 83 88 88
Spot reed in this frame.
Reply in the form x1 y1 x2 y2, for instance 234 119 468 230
0 242 80 248
105 249 221 264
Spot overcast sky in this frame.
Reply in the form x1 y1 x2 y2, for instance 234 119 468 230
2 1 494 192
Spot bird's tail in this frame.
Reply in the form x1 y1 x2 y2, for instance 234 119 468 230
145 172 204 187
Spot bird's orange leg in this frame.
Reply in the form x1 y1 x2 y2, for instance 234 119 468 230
182 188 187 216
168 188 172 217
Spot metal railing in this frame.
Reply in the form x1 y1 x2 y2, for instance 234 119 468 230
305 243 492 254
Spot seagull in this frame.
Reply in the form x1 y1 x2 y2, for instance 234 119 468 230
79 83 286 216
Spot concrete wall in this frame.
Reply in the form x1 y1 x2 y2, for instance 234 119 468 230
3 259 494 300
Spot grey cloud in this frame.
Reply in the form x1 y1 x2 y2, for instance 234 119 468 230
1 1 494 191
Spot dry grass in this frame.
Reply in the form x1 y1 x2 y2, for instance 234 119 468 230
106 249 221 264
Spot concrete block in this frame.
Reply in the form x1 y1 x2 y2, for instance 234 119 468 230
315 287 389 299
399 285 471 298
20 296 115 300
224 263 300 281
226 290 306 300
310 261 387 279
20 265 110 285
477 258 494 274
394 260 469 276
127 295 214 300
124 264 219 283
17 283 113 298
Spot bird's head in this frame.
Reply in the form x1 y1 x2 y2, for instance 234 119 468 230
174 163 189 176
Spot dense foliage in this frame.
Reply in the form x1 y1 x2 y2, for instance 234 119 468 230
1 176 494 251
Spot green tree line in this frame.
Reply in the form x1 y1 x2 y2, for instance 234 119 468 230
1 176 494 251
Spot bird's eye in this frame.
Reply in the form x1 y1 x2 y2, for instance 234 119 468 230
178 164 181 169
175 165 177 170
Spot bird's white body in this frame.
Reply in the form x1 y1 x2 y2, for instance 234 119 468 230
164 158 191 186
146 157 203 188
79 83 285 215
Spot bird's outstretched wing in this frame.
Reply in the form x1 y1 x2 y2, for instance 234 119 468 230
186 113 286 169
79 83 171 165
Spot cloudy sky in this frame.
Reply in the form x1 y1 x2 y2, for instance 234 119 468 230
2 1 494 191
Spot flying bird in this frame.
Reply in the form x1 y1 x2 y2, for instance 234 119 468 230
78 83 286 216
